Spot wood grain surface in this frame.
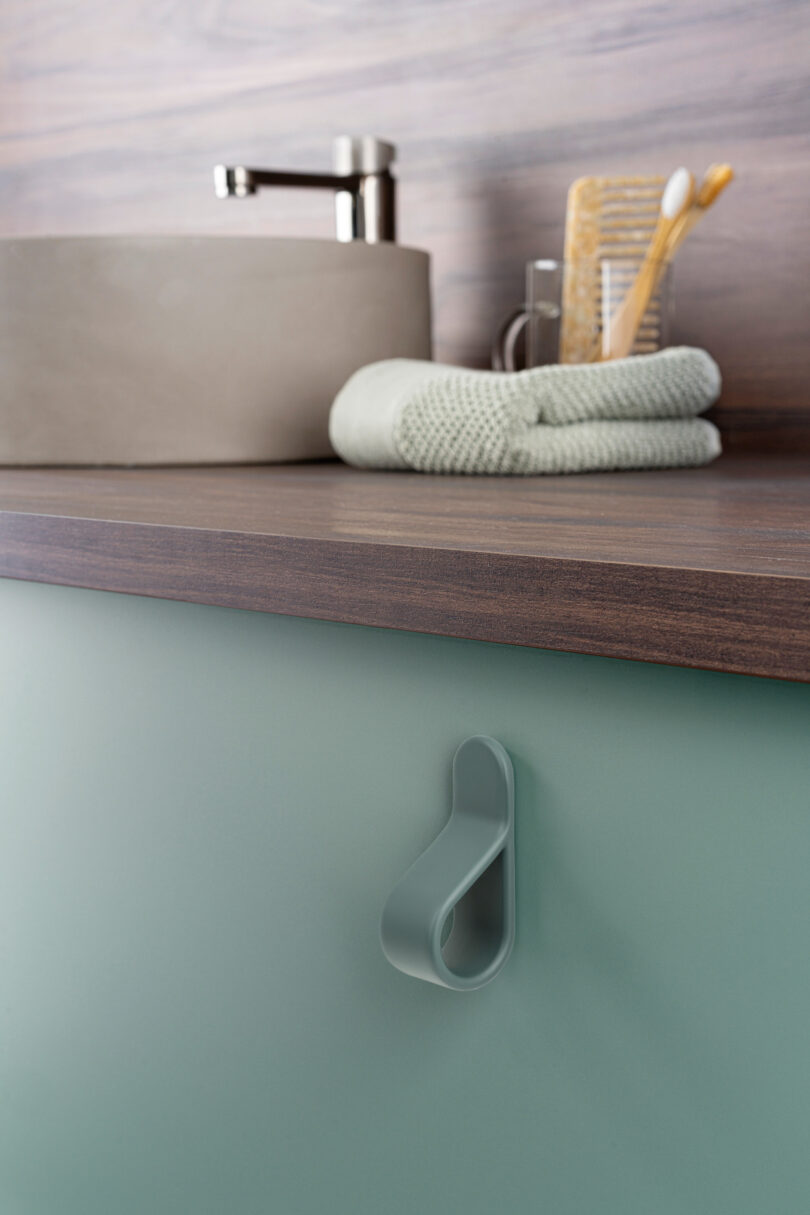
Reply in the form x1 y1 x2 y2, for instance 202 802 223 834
1 455 809 682
1 1 808 449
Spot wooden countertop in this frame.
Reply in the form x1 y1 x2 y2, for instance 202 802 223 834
0 455 809 682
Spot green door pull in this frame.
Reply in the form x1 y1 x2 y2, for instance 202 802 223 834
380 736 515 991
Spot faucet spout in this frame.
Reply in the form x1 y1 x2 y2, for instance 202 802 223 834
213 165 255 198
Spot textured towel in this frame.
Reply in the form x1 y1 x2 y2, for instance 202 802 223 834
329 346 722 475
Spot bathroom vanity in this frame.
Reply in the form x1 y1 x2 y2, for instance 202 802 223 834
1 455 809 1215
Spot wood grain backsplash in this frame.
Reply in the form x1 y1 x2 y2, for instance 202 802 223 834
2 0 808 449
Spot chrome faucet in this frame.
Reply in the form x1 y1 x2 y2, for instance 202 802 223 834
213 136 396 244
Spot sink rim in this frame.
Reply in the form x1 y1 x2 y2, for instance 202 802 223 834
0 232 430 258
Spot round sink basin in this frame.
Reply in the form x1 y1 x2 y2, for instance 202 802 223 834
0 235 431 465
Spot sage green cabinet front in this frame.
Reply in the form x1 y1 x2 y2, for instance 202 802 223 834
1 580 809 1215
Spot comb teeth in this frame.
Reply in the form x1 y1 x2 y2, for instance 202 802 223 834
560 175 666 363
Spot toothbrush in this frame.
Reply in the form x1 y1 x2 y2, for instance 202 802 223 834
599 166 695 361
663 163 734 262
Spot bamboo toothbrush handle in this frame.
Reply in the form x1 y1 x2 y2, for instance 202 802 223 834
663 208 697 259
601 240 666 361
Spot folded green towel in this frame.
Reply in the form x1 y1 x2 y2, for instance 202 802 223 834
329 347 722 474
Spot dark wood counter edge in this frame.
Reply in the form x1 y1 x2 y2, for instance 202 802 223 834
1 510 808 684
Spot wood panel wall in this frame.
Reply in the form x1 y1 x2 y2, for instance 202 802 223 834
2 0 809 449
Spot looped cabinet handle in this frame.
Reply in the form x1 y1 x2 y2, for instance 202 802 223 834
380 736 515 991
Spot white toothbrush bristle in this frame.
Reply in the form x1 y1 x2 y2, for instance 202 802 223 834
661 167 692 219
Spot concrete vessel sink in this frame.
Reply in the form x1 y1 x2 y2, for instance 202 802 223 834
0 236 431 465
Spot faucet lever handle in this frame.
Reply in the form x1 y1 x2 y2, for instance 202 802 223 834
332 136 396 177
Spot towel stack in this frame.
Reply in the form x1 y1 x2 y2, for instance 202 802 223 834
329 347 722 475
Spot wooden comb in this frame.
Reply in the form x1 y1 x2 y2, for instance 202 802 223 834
559 174 666 364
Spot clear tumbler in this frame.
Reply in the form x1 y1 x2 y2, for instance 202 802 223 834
493 257 672 370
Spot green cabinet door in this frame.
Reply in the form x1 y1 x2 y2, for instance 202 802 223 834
1 579 809 1215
